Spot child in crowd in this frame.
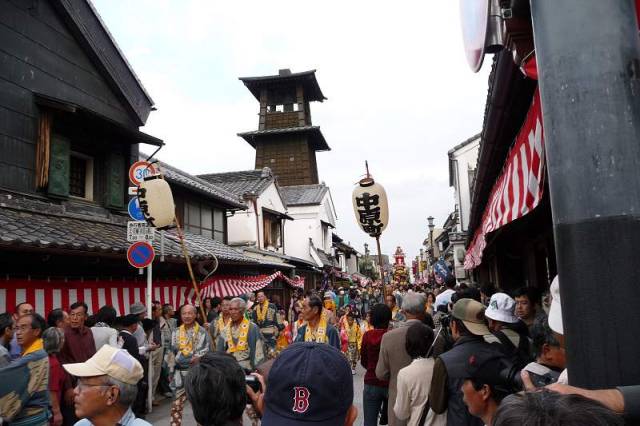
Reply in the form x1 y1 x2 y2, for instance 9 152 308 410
345 311 362 375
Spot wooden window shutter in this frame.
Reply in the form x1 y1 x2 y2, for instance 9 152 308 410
106 150 125 209
35 110 52 189
47 136 70 198
263 213 272 247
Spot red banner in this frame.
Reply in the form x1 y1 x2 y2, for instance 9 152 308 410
464 87 545 269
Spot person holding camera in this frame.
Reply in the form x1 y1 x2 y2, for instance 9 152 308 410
429 298 504 426
184 351 264 426
521 316 565 387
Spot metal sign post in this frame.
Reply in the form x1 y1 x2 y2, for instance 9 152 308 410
126 161 158 413
147 262 153 413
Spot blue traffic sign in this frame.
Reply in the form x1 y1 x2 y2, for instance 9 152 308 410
128 198 144 221
127 241 155 268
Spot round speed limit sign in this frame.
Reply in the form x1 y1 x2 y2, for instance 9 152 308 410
129 161 157 186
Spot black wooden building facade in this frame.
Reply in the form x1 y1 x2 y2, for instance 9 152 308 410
0 0 303 316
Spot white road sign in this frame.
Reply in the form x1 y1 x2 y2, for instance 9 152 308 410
127 221 155 242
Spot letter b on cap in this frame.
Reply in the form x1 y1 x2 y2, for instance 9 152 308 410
292 386 310 413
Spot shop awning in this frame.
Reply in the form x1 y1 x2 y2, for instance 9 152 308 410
200 271 304 298
464 87 545 270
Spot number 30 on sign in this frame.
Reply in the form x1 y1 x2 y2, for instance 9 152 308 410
129 161 157 186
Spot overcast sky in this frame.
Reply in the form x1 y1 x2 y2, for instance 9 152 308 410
93 0 491 260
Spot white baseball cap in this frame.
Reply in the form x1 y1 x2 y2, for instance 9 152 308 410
485 292 519 324
548 276 563 334
63 345 143 385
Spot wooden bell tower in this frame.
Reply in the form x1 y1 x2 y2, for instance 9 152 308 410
238 69 330 187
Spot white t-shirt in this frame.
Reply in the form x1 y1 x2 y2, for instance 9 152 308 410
434 289 456 311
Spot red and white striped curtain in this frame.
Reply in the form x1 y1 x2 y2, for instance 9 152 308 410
464 87 545 270
0 279 194 316
200 271 304 298
0 273 304 316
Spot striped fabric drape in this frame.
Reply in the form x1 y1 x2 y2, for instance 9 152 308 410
0 273 304 316
464 88 545 270
200 271 304 298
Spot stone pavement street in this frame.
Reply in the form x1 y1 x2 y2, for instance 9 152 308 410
147 363 366 425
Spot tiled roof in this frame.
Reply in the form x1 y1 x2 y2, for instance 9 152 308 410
448 133 481 155
197 169 273 197
315 249 334 268
237 126 330 152
281 184 328 206
239 69 326 102
0 194 255 264
143 156 246 209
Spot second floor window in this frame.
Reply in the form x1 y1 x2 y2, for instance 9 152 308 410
184 202 225 242
69 153 94 200
263 211 282 249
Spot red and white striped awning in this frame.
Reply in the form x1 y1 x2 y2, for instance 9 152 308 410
464 87 545 270
201 271 304 298
0 273 304 316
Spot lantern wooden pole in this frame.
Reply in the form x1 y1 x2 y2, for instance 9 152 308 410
376 236 387 298
174 219 208 327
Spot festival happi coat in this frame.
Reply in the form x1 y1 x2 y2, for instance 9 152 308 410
0 338 50 425
294 311 341 350
171 323 211 369
251 299 284 349
216 318 265 370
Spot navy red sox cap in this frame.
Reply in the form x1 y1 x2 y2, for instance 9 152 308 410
262 342 354 426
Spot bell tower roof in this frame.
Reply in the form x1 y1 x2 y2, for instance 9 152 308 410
239 69 326 102
237 68 329 187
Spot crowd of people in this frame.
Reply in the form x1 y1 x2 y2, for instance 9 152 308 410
1 278 639 426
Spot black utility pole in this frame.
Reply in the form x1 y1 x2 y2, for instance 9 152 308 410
531 1 640 389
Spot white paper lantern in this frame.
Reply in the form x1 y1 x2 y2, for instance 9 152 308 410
352 177 389 237
138 176 176 229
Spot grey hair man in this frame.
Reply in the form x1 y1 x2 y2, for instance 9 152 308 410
64 344 151 425
216 297 265 370
376 292 431 426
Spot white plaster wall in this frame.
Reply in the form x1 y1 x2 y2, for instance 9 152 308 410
451 138 480 232
283 190 338 262
226 182 288 251
283 207 318 262
346 255 359 274
227 206 257 246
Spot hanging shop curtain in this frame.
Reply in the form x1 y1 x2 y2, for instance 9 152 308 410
464 86 545 270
